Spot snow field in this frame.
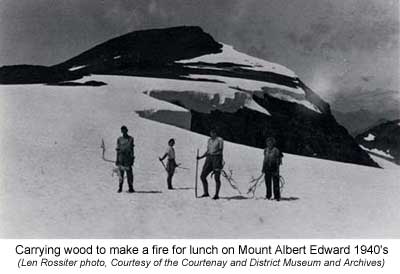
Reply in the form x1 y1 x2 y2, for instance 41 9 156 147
360 145 394 160
178 44 297 78
0 77 399 238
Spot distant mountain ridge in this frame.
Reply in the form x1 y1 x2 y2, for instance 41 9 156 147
333 109 390 136
356 119 400 164
0 26 378 167
332 87 400 135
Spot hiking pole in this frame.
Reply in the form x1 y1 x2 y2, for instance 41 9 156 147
195 149 199 198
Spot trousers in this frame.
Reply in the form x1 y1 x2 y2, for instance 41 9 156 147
119 166 134 191
200 155 223 196
265 172 280 200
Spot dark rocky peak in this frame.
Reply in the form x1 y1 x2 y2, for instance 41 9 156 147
56 26 222 70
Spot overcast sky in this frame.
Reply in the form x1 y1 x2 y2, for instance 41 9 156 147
0 0 398 101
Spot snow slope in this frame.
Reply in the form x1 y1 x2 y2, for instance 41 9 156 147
0 76 399 238
368 154 399 170
177 44 297 78
72 73 320 117
68 65 87 71
360 145 394 160
182 74 319 113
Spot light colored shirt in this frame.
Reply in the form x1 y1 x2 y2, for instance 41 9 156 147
165 146 175 160
207 137 224 155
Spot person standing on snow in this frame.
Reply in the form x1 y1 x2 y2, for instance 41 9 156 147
197 128 224 200
262 137 283 201
116 125 135 193
159 138 177 190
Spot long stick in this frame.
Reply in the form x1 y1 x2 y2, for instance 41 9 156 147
195 149 199 198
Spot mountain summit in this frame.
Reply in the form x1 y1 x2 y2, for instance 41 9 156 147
0 26 378 167
56 26 223 72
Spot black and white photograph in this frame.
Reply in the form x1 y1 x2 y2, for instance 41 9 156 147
0 0 399 239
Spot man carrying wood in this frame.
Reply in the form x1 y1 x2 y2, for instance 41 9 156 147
116 125 135 193
262 137 283 201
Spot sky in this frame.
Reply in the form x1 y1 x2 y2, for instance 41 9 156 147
0 0 399 103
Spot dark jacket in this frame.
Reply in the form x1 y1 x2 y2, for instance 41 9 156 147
262 147 282 173
116 135 134 167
